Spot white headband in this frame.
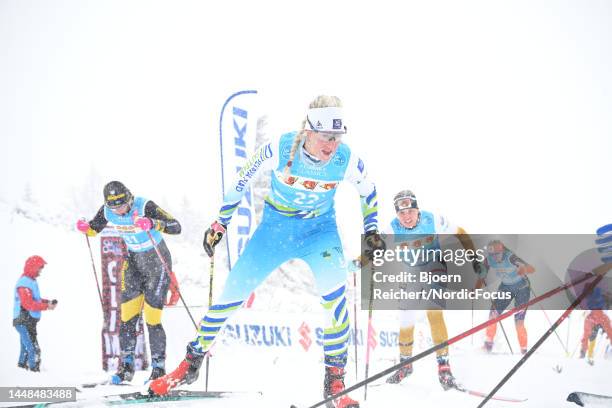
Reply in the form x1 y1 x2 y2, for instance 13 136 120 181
306 107 346 133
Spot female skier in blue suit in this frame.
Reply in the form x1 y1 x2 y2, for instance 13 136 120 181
151 95 382 408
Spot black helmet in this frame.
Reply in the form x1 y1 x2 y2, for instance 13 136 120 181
103 181 133 208
393 189 418 212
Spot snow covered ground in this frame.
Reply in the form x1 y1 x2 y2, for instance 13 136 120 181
1 202 610 408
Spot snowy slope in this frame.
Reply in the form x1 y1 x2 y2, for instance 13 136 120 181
1 202 610 408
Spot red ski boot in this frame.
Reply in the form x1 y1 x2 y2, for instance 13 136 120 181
323 366 359 408
148 345 205 396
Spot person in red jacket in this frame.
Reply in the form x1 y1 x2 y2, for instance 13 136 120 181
13 255 57 371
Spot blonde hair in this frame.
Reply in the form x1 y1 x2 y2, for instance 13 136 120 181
283 95 343 178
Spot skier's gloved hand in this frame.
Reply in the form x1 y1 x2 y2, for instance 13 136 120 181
47 299 57 310
131 210 154 231
472 259 485 277
203 221 226 257
134 216 153 231
363 230 386 261
349 257 362 272
517 265 532 276
76 219 97 237
76 219 89 233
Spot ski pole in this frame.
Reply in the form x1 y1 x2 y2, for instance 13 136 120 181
471 299 474 346
477 273 606 408
570 332 582 358
499 321 514 354
485 278 512 353
363 261 375 401
291 272 597 408
145 231 197 329
566 309 572 357
352 269 359 382
84 235 104 311
205 255 215 392
527 277 568 354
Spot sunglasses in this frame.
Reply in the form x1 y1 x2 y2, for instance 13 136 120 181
487 242 504 253
313 131 343 142
395 198 417 212
109 202 130 213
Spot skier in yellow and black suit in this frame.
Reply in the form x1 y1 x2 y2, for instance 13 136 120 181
76 181 181 384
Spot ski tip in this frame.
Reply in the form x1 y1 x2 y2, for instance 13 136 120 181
567 392 584 407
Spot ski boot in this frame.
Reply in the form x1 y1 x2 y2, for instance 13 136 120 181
323 366 359 408
17 362 28 371
579 349 586 359
148 344 205 396
483 341 494 353
437 355 457 391
148 360 166 382
385 357 413 384
111 355 135 384
587 358 595 366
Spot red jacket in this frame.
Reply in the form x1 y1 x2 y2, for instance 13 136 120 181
17 286 49 311
18 255 49 311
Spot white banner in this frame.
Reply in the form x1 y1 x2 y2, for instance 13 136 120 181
219 90 259 269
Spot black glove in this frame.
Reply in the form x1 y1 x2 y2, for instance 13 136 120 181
363 230 386 261
51 299 58 305
203 221 226 257
472 259 484 276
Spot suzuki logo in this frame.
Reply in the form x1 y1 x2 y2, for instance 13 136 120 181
298 322 312 351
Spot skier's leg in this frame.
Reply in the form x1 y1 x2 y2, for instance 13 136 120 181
485 284 512 349
114 258 143 383
514 281 530 353
580 312 595 358
427 310 449 356
426 309 456 389
594 310 612 347
141 242 172 379
484 308 499 351
587 325 600 364
398 317 415 358
304 226 359 408
385 310 416 384
514 318 527 353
